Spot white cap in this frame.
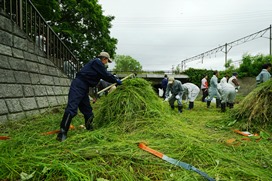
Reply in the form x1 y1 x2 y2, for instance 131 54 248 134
98 52 112 63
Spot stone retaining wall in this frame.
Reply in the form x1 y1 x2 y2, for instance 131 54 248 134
0 13 71 124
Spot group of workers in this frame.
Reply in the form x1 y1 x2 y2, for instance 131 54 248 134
163 77 200 113
161 62 271 113
204 71 239 112
162 71 238 113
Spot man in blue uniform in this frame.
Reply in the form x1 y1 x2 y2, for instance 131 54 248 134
57 52 122 141
161 74 168 98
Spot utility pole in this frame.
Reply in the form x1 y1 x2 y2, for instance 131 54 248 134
225 43 228 66
180 61 184 72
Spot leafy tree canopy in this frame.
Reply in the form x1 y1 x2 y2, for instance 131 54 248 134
238 53 272 77
113 55 142 72
184 68 214 86
31 0 117 64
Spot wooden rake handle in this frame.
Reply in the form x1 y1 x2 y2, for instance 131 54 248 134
97 73 135 95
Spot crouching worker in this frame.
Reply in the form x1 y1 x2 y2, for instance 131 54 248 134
165 77 184 113
57 52 122 142
218 81 236 112
182 83 200 110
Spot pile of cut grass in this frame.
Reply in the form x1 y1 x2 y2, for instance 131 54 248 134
94 78 167 132
231 79 272 131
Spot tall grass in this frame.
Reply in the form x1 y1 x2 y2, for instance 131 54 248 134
231 79 272 131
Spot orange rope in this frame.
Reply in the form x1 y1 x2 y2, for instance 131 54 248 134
42 125 75 135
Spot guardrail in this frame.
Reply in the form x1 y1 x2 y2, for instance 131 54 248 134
0 0 80 79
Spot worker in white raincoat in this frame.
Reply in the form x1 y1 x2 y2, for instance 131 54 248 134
165 77 184 113
228 72 240 91
220 74 229 84
217 79 236 112
207 70 221 108
182 83 200 110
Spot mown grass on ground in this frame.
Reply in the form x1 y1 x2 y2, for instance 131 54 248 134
0 79 271 181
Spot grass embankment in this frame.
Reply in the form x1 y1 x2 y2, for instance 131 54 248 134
0 78 271 181
231 79 272 132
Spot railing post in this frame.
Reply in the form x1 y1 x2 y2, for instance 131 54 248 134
46 25 49 59
19 0 23 29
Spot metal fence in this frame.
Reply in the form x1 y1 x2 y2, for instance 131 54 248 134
0 0 79 79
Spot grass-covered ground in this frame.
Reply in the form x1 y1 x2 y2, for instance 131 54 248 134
1 78 271 181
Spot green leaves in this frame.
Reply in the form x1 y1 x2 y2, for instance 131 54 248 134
239 54 272 77
113 55 143 72
32 0 117 63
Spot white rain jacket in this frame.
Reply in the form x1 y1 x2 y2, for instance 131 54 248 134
218 82 236 104
183 83 200 102
207 75 221 101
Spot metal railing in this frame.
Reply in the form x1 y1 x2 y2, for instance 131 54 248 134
0 0 80 79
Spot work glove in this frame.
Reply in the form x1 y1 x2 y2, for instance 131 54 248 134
164 97 169 102
175 95 180 99
116 79 122 85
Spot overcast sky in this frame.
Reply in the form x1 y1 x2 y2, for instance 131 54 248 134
98 0 272 71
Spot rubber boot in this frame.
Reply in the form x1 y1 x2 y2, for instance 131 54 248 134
178 105 183 113
171 105 175 110
226 102 230 108
216 99 221 108
207 101 211 108
56 113 72 142
229 103 234 109
221 103 226 112
85 114 94 131
188 102 194 110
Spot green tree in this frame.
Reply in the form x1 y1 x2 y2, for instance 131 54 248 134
184 68 213 86
174 65 181 74
32 0 117 63
31 0 60 22
239 53 272 77
220 59 237 79
113 55 142 72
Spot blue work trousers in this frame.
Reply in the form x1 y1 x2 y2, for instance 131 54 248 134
65 78 93 120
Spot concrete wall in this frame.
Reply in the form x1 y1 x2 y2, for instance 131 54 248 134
0 13 71 124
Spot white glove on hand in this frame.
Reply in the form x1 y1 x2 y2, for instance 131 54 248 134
175 95 180 99
164 97 169 102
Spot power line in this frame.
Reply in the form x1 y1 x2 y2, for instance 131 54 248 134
180 26 271 71
113 10 272 27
